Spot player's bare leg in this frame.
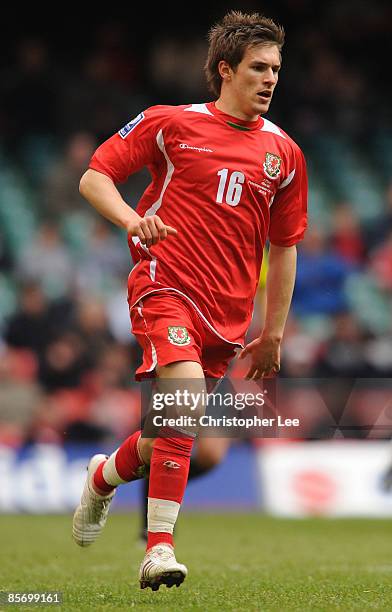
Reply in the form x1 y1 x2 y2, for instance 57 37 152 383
139 360 205 591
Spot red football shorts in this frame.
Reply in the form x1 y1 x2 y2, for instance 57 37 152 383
130 291 238 380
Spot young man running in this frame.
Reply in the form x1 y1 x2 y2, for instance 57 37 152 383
73 10 307 590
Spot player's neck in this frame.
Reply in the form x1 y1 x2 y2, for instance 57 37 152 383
215 96 259 123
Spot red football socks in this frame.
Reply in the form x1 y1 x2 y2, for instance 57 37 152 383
93 460 114 494
93 430 143 494
147 430 194 550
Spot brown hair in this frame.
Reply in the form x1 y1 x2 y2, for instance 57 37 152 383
205 10 285 97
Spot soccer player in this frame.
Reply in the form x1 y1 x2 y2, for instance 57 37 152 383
72 10 307 590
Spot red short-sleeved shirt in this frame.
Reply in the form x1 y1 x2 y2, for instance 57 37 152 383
90 102 308 346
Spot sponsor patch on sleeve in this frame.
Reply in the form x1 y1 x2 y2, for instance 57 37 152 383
118 112 145 139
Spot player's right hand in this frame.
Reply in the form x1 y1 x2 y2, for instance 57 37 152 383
127 215 178 248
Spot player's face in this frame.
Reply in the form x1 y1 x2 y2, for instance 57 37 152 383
221 44 281 121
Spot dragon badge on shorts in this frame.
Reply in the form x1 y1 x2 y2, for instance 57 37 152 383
263 152 282 179
168 326 191 346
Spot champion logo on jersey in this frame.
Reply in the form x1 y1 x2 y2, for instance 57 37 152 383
168 326 191 345
263 152 282 179
118 112 145 139
179 143 213 153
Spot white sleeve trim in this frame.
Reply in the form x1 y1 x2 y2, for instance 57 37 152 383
184 103 213 115
260 118 286 139
278 169 296 189
131 129 175 281
145 129 175 216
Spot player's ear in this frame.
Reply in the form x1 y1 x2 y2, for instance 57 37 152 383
218 60 232 82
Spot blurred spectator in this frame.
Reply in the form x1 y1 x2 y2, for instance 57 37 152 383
89 387 140 442
365 335 392 377
73 298 114 368
42 132 96 218
369 230 392 292
4 283 52 353
38 331 89 392
315 312 370 377
292 228 356 316
87 345 140 440
106 287 134 344
16 221 74 299
281 318 321 377
75 219 129 296
0 346 43 448
331 203 365 264
31 392 109 444
89 344 133 391
32 345 139 443
364 183 392 253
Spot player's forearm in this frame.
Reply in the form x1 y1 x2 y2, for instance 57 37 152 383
262 244 297 341
79 168 141 232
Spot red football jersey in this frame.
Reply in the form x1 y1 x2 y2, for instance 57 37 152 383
89 102 308 345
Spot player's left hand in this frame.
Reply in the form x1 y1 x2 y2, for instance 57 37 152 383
238 335 281 380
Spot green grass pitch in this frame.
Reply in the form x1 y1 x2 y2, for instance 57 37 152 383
1 513 392 611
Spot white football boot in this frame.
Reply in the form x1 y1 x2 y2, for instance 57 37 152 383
72 454 115 547
139 544 188 591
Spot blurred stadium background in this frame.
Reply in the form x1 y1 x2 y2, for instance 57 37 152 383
1 0 392 520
